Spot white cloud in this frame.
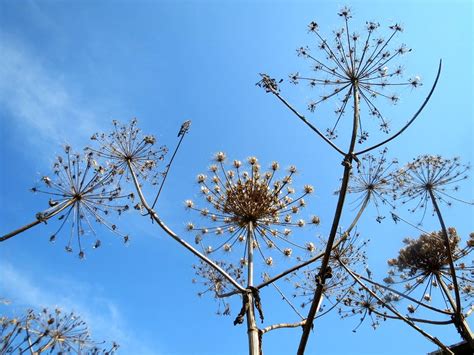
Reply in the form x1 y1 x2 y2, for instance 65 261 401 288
0 34 102 151
0 260 159 354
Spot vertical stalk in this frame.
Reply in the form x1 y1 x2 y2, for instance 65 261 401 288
298 82 360 354
246 221 260 355
428 189 474 348
436 274 474 348
428 189 462 315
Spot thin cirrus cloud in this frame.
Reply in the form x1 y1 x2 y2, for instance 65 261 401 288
0 260 158 354
0 34 102 153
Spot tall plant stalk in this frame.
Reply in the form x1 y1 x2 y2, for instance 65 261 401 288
298 82 360 354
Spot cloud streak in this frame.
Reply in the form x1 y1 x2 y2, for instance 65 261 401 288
0 33 103 152
0 260 159 354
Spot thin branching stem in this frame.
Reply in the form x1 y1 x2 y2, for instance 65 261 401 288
298 81 360 355
126 160 246 293
1 199 76 242
340 260 453 354
269 88 346 156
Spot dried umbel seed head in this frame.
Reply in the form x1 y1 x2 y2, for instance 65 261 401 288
393 155 471 215
185 153 319 263
88 119 168 184
30 147 132 257
0 308 118 353
264 7 422 143
389 228 468 276
348 148 398 218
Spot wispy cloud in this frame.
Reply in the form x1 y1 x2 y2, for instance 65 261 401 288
0 33 103 152
0 260 159 354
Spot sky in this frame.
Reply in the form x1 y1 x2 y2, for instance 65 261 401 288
0 0 472 354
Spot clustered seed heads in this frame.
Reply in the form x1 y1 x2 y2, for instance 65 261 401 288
185 154 320 266
0 308 118 354
31 146 133 258
285 6 421 141
385 228 473 308
388 228 471 277
88 118 168 185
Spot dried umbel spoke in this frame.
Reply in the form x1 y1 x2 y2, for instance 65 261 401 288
287 7 421 141
31 146 132 257
192 260 245 315
348 148 398 221
0 308 118 354
385 229 473 311
88 118 168 185
337 286 385 331
393 155 472 218
292 234 367 311
185 153 320 265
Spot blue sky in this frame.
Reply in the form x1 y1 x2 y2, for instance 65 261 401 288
0 1 472 354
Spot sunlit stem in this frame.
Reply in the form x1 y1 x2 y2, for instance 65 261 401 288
436 273 474 348
340 260 454 354
246 221 260 355
0 199 76 242
298 80 360 355
428 189 462 316
261 320 307 335
126 160 246 293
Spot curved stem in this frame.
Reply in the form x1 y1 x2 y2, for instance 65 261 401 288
355 59 442 156
297 81 360 355
340 260 453 354
354 272 453 315
371 309 453 325
126 161 246 293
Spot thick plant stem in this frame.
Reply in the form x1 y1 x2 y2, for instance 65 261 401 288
297 83 360 355
436 274 474 348
246 221 260 355
428 189 473 347
126 161 246 293
1 200 75 242
428 190 462 315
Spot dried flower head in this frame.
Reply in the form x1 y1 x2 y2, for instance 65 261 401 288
192 260 244 316
337 286 385 331
88 119 168 184
389 228 470 277
31 146 132 257
186 154 319 265
386 228 473 307
286 8 420 141
393 156 471 216
292 233 367 311
0 307 118 354
348 148 398 220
